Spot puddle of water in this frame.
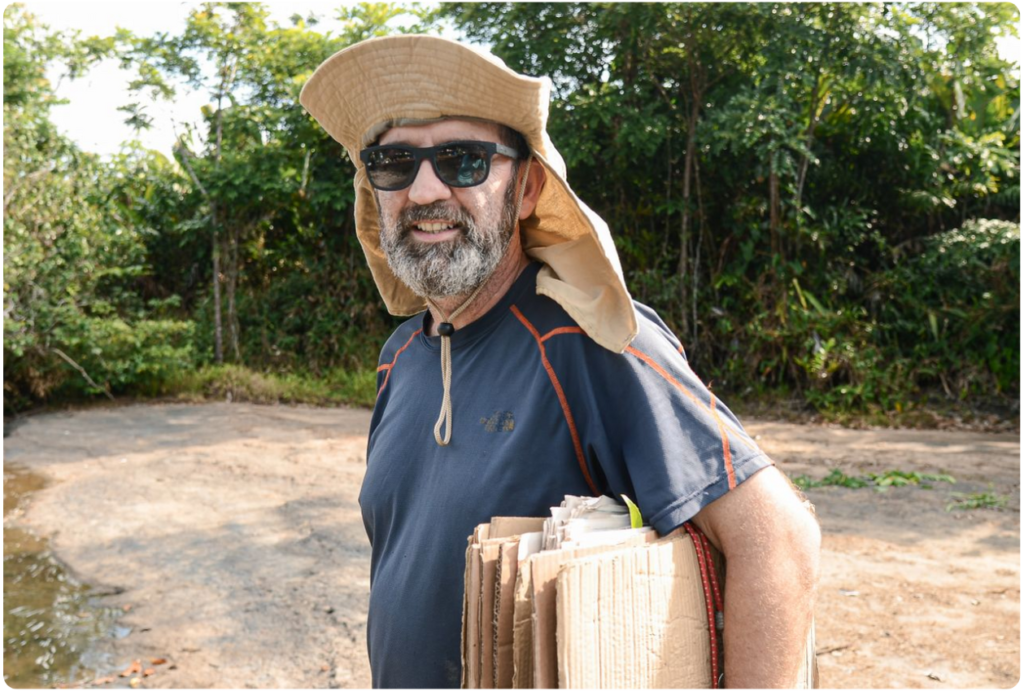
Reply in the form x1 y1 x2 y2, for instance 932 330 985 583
4 463 124 688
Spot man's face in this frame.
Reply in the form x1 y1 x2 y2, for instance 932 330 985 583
374 119 519 300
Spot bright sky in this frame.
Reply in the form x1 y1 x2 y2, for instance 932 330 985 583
26 1 424 159
21 2 1024 162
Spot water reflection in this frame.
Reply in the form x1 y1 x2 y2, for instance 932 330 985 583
3 464 123 688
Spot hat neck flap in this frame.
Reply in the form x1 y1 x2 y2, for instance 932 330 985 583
302 35 638 353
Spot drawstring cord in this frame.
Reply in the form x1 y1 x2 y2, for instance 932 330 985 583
425 283 485 446
425 156 533 446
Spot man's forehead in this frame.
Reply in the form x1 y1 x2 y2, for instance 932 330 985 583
377 118 502 146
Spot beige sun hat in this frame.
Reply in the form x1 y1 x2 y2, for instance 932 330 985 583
299 34 637 353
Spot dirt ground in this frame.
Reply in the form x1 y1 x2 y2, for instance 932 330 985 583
4 402 1019 689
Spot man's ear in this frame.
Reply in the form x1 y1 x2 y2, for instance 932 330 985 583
518 158 547 220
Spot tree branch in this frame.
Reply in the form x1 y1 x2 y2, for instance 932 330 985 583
51 348 115 401
173 144 210 199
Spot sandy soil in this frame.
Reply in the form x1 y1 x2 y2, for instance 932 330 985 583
4 402 1019 688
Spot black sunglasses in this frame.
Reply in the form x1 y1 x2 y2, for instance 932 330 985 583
359 140 521 191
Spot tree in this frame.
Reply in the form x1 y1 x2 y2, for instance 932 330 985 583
4 5 194 410
116 2 435 369
443 2 1019 406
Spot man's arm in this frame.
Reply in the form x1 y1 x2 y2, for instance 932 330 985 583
690 466 821 688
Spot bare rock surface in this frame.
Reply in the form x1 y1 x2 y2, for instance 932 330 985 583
5 403 1019 688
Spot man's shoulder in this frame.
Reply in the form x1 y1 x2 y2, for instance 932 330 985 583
378 312 425 364
525 293 685 364
630 300 687 358
507 279 581 337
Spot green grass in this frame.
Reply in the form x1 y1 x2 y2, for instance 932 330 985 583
868 470 956 490
165 364 378 408
792 468 956 491
946 492 1009 511
792 468 869 490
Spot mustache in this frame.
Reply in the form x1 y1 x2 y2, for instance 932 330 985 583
398 203 475 232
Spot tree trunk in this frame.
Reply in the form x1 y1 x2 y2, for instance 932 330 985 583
211 205 223 364
677 100 700 338
227 224 241 362
691 152 707 357
795 7 834 219
795 73 822 215
769 156 782 262
210 58 236 365
662 129 673 260
171 144 221 363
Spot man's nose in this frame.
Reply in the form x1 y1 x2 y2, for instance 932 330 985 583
407 159 452 205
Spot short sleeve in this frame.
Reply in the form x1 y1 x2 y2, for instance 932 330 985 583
549 321 773 535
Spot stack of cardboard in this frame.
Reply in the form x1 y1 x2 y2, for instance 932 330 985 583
462 497 817 689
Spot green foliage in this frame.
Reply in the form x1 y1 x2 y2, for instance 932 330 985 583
873 219 1020 399
335 2 439 43
167 364 377 408
755 217 1020 415
111 1 402 374
946 491 1009 511
51 316 196 397
442 2 1019 417
4 3 1019 418
792 468 871 489
868 470 956 490
3 6 195 412
793 468 956 490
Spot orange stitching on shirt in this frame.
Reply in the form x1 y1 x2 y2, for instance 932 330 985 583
626 346 703 407
709 393 737 490
377 329 423 399
629 345 757 453
540 326 586 343
511 306 599 497
626 345 751 483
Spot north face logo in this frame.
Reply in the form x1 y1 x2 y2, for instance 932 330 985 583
480 411 515 433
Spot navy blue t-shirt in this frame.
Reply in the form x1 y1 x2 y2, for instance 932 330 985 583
360 262 772 688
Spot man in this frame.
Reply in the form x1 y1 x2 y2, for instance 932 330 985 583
301 35 820 688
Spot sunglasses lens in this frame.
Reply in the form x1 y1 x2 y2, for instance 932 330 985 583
364 147 417 190
434 144 490 187
362 143 495 190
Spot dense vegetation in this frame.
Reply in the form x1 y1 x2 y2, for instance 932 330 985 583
3 3 1019 421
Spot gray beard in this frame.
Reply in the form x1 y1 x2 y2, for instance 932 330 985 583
378 183 518 299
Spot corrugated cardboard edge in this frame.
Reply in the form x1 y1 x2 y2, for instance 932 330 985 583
551 532 819 689
464 542 483 688
530 530 660 688
465 518 819 689
481 524 543 688
494 540 521 688
463 520 544 689
490 517 545 539
479 539 506 688
511 562 534 688
555 533 711 688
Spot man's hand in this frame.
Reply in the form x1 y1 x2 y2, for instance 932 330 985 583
690 466 821 688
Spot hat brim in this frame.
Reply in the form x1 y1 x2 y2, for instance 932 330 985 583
301 35 637 353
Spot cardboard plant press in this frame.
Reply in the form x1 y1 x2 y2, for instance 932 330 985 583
461 497 818 689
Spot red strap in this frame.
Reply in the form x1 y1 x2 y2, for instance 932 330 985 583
701 531 725 612
683 523 721 688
